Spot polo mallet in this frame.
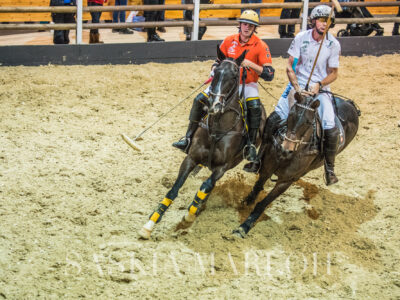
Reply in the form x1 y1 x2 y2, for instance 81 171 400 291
304 0 343 91
121 77 213 152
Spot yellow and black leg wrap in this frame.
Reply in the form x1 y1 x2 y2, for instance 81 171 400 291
188 190 208 216
149 197 173 224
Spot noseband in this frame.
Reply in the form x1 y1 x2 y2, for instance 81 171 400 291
282 102 315 151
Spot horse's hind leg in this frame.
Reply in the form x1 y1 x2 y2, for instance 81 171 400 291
234 180 293 238
184 166 227 223
139 156 196 239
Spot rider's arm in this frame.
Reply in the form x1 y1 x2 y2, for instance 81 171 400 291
310 67 338 94
241 59 264 75
286 55 301 94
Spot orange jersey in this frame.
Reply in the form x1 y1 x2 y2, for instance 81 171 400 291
219 34 272 84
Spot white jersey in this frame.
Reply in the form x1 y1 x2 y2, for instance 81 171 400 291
288 29 341 88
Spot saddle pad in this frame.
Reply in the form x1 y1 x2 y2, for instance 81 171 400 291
335 116 346 151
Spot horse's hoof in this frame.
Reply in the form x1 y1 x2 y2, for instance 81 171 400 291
232 227 246 239
138 220 155 240
184 213 196 223
138 227 152 240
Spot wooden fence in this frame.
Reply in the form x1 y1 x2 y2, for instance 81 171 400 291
0 0 398 22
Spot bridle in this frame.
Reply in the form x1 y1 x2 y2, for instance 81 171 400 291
208 59 240 113
282 102 316 151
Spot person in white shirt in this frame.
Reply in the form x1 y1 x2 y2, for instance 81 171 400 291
245 5 341 186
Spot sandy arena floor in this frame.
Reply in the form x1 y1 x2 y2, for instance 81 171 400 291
0 54 399 299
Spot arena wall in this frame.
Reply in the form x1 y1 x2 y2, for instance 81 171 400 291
0 36 398 66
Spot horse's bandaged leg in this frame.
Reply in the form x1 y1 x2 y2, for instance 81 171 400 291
188 190 208 216
139 197 173 239
149 197 173 223
186 178 213 221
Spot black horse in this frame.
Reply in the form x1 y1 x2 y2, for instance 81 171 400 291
233 93 360 237
139 49 266 239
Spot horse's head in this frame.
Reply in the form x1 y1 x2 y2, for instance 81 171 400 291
281 93 320 156
208 47 246 115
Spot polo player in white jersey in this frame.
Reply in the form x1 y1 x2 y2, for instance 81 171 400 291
245 5 341 186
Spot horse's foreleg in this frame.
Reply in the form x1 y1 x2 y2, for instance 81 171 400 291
184 167 226 223
234 180 293 238
243 172 269 206
139 156 196 239
243 152 278 206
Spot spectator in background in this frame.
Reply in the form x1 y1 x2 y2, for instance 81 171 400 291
394 21 400 36
241 0 261 17
50 0 76 44
393 0 400 35
112 0 134 34
157 0 166 33
183 0 209 41
144 0 165 42
88 0 107 43
278 0 301 38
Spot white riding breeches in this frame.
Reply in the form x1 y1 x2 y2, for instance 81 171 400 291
204 82 260 101
274 83 336 130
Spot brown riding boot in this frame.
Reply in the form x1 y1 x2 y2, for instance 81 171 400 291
323 127 339 186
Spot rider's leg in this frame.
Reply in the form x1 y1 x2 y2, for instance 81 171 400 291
238 83 261 163
243 84 291 173
172 92 208 152
393 5 400 35
318 93 339 185
246 97 262 162
243 111 282 173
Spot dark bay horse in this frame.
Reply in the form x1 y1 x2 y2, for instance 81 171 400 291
233 93 360 238
139 50 266 239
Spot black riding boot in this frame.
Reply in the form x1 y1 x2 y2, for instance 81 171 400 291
172 93 208 153
243 111 282 173
324 127 339 186
243 99 261 167
198 26 207 40
393 22 399 35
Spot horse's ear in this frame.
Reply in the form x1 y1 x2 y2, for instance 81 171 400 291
311 99 320 109
235 50 248 66
217 45 226 61
294 91 304 103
